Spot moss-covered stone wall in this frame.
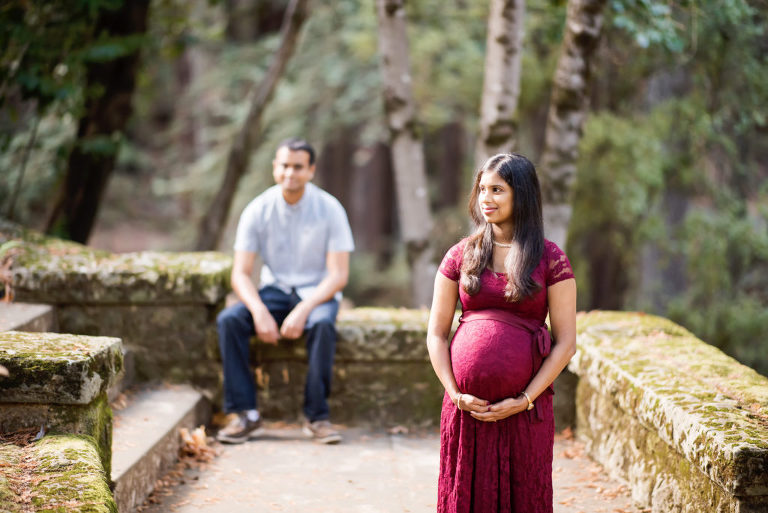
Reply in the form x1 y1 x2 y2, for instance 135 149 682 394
0 331 121 474
571 311 768 513
2 219 230 390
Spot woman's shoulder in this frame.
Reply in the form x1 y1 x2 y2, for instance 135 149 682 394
438 237 470 281
542 238 574 284
543 238 567 258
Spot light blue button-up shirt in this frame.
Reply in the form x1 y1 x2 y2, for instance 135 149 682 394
234 182 354 300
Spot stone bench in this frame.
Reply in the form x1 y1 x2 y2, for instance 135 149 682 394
0 331 122 512
571 311 768 513
252 307 443 426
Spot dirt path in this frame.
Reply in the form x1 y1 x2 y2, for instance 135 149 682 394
139 424 642 513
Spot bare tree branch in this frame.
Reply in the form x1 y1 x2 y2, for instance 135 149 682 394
195 0 310 250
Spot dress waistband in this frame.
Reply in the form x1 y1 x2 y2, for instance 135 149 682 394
459 308 553 423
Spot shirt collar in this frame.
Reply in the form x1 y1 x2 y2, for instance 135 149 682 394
281 182 313 212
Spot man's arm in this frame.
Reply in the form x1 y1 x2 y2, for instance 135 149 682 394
279 251 349 339
231 250 280 344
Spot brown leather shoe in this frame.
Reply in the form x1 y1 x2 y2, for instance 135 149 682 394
216 414 264 444
302 419 341 444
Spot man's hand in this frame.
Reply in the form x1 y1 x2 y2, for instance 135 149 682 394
280 302 312 339
252 307 280 345
470 396 528 422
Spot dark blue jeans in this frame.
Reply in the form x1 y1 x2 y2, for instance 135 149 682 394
217 286 339 422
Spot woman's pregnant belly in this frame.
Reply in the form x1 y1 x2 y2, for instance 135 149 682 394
450 319 533 402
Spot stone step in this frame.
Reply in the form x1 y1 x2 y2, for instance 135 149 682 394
111 385 211 513
0 302 56 332
107 346 136 403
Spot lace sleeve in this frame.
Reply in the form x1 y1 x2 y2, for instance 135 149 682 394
438 240 465 282
546 240 574 286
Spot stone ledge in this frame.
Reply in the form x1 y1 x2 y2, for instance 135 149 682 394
0 435 116 513
111 386 211 513
571 311 768 506
0 303 55 332
0 331 122 405
1 219 231 305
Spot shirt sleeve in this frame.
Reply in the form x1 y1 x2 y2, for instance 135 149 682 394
233 199 261 253
545 240 574 286
438 240 465 282
327 199 355 253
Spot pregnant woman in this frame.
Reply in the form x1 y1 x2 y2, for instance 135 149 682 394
427 153 577 513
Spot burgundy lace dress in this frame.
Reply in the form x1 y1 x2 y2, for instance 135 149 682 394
437 238 574 513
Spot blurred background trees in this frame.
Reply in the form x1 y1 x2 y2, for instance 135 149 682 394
1 0 766 374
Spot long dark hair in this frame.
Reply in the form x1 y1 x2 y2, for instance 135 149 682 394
460 153 545 301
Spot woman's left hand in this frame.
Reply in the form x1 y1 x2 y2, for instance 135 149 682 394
470 395 529 422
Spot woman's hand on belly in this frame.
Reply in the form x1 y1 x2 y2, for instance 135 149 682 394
456 392 490 414
470 395 528 422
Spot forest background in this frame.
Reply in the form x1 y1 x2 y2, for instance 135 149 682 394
1 0 767 376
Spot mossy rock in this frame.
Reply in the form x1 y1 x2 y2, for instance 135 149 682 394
0 434 116 513
572 310 768 507
0 331 122 405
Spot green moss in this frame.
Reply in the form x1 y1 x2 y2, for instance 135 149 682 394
0 331 121 404
0 444 22 511
0 434 115 513
46 395 113 476
573 310 768 504
29 435 116 513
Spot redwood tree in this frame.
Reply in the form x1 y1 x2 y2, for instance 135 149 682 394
375 0 435 307
475 0 525 169
46 0 150 243
539 0 608 249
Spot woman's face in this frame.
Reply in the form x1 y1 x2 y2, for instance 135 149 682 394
478 170 514 227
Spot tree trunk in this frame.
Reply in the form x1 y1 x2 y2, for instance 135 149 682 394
45 0 150 243
375 0 435 307
475 0 525 169
195 0 309 251
432 121 465 209
539 0 607 249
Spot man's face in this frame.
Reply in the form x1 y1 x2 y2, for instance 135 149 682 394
272 147 315 194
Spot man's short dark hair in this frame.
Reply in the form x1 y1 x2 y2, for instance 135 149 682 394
277 138 316 165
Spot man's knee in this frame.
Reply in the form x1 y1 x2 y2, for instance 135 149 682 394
217 304 248 332
307 318 335 334
217 308 234 329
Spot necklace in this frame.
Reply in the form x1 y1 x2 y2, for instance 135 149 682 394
492 239 513 248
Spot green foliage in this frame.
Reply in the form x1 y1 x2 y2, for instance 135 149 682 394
0 0 140 118
572 0 768 373
609 0 684 51
568 106 669 308
0 0 155 228
666 208 768 374
0 113 76 226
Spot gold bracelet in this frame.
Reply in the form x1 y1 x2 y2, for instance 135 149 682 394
455 393 463 411
521 391 534 411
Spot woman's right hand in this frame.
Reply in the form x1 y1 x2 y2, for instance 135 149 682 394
454 392 490 413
